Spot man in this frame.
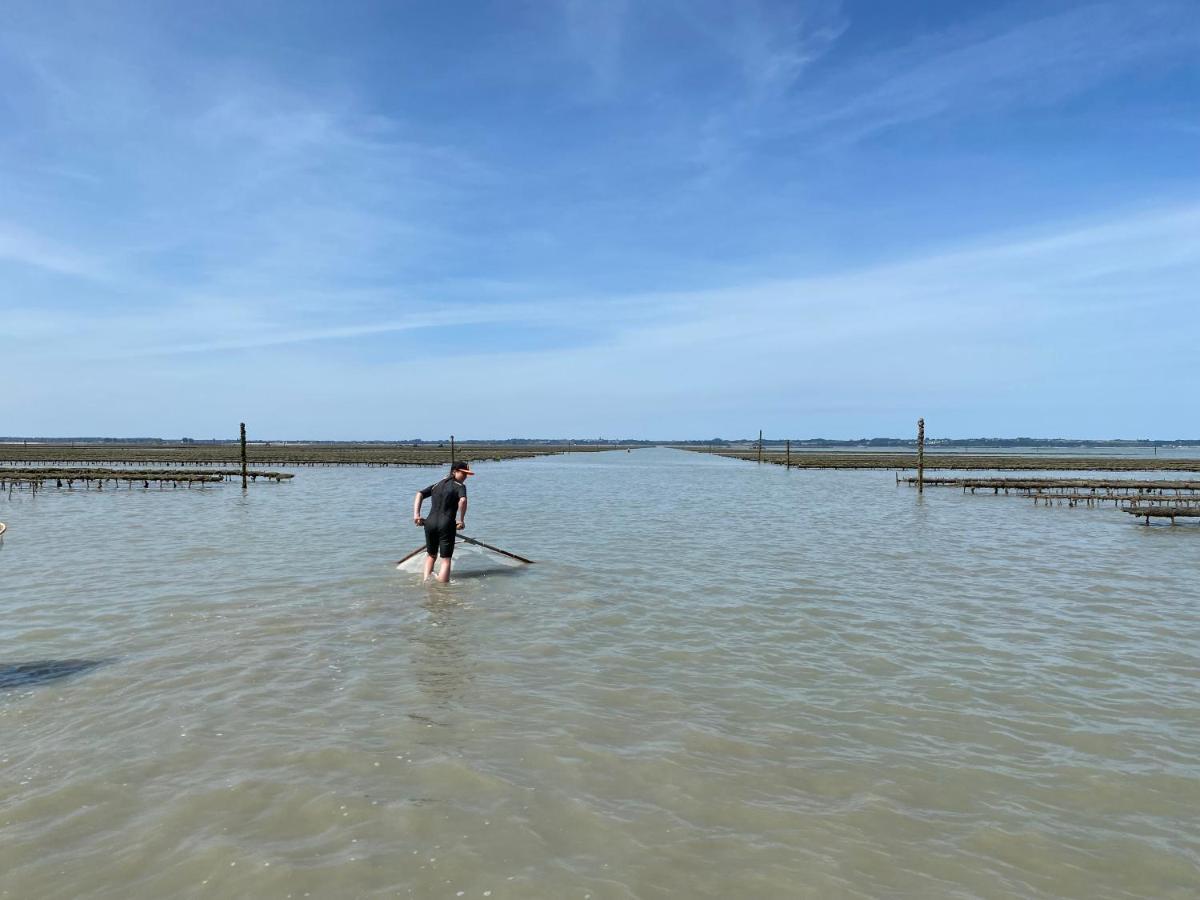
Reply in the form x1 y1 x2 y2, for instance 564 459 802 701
413 460 473 582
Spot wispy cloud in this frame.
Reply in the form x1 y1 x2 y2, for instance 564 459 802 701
0 16 494 351
684 1 847 176
383 199 1199 435
131 314 489 357
560 0 630 96
789 1 1199 146
4 188 1195 436
0 222 109 280
668 0 1199 179
678 0 846 98
1 2 1196 437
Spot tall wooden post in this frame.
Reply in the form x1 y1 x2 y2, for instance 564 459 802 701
240 422 248 490
758 429 763 464
786 439 791 470
449 434 455 471
917 417 925 494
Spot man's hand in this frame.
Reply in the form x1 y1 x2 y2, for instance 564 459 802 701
414 517 425 526
456 521 465 530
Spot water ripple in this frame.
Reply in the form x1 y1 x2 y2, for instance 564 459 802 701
2 449 1198 897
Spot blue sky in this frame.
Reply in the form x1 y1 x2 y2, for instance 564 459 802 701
1 0 1197 439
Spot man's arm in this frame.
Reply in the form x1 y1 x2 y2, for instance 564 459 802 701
456 495 468 530
413 490 426 525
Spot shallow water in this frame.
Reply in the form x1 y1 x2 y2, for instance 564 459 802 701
1 448 1198 899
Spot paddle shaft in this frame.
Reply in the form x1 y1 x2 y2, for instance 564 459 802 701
396 544 426 565
457 534 535 564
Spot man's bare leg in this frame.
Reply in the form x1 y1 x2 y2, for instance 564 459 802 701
422 554 437 582
437 557 452 583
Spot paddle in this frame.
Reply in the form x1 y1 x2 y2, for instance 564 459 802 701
395 534 534 567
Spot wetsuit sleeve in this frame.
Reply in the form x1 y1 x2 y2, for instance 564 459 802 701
419 483 436 499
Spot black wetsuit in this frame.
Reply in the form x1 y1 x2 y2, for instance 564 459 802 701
419 477 466 558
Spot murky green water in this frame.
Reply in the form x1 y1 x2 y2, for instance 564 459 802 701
2 449 1198 898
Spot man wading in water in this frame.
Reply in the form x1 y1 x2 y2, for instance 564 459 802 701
413 461 473 583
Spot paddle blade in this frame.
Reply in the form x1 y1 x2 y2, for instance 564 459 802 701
395 537 530 574
396 546 427 573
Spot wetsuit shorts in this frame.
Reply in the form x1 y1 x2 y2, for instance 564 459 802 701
424 520 456 558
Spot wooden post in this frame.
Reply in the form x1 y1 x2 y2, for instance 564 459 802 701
786 439 791 470
917 417 925 494
450 434 455 471
758 429 763 464
240 422 248 490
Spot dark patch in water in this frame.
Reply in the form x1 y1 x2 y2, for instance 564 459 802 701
448 567 526 580
0 659 111 689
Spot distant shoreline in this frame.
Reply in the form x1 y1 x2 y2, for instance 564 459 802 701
1 441 1199 471
691 448 1200 472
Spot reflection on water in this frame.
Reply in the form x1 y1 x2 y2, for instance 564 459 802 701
1 448 1198 898
412 596 474 711
444 565 527 580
